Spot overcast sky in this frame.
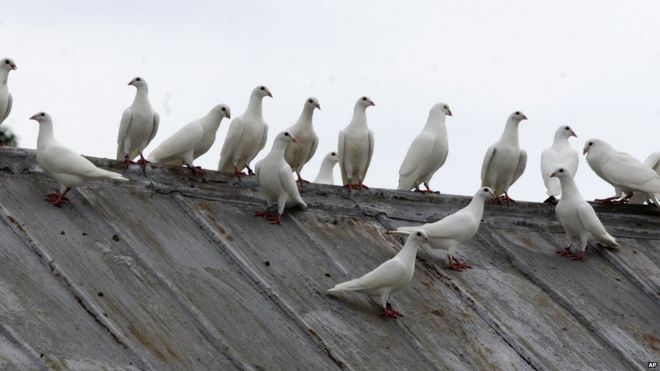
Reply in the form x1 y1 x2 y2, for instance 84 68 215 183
2 0 660 201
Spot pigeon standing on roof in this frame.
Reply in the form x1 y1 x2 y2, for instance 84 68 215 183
217 85 272 180
540 125 579 203
338 96 375 190
584 139 660 204
284 97 320 184
116 77 160 168
389 187 495 271
398 103 452 192
480 111 528 204
0 58 17 126
313 151 339 185
551 168 618 261
32 112 129 207
149 104 231 176
328 230 430 318
254 131 307 225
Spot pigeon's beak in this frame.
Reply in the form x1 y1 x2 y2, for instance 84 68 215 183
315 102 321 110
423 236 431 243
226 112 231 119
582 146 589 155
292 138 298 144
29 114 38 121
369 101 375 107
570 130 577 138
127 80 133 86
521 114 528 120
10 63 16 70
550 171 558 178
446 109 453 116
266 90 273 98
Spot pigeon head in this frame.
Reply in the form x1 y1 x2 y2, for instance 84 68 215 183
557 125 577 139
0 58 17 71
211 104 231 119
305 97 321 110
430 102 452 116
29 111 51 123
583 138 611 156
409 229 431 244
476 186 496 199
357 96 375 108
509 110 528 122
128 77 147 88
254 85 273 98
549 168 570 178
326 151 339 163
278 131 298 144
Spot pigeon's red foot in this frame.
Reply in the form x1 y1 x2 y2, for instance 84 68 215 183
123 156 137 165
496 194 515 205
344 183 358 191
189 166 205 177
296 178 310 185
447 259 472 271
136 157 150 168
45 192 70 207
269 215 283 225
246 166 256 176
595 196 626 204
359 183 369 190
556 247 573 257
386 303 403 317
254 210 274 219
572 251 586 262
414 188 438 194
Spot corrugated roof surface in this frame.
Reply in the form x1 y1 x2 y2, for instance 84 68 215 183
0 147 658 370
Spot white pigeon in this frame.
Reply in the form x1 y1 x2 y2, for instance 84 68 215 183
116 77 160 167
284 97 321 183
617 152 660 205
254 131 307 225
389 187 496 271
540 125 579 203
31 112 128 206
218 85 272 179
550 168 618 261
327 230 430 319
338 96 375 190
149 104 231 176
481 111 528 204
0 57 17 126
313 151 339 185
584 139 660 204
398 102 453 192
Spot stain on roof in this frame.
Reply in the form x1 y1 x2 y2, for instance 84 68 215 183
0 147 658 370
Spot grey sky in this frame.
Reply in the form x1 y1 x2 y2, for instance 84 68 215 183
2 0 659 201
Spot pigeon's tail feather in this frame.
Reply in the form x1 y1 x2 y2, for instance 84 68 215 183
217 155 234 173
397 175 415 191
92 168 129 182
328 278 366 293
115 145 124 161
546 178 561 197
598 233 619 249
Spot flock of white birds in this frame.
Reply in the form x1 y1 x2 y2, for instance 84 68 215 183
2 57 659 318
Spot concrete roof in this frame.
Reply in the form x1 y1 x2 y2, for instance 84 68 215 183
0 147 658 370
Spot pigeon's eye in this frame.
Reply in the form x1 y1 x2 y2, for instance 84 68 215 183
416 232 422 237
483 188 488 192
308 99 313 103
221 107 226 111
588 142 593 146
362 97 367 101
40 113 45 117
260 86 265 91
136 77 141 81
565 127 570 130
331 152 337 156
515 111 521 115
559 169 564 173
4 60 9 64
284 132 289 136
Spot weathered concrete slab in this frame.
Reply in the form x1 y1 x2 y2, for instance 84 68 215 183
0 147 658 370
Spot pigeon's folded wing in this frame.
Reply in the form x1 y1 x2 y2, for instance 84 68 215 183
148 112 160 143
280 163 305 206
1 94 11 122
150 123 204 163
338 130 348 184
43 144 106 178
510 150 527 185
399 134 434 180
480 146 496 185
602 152 660 191
116 109 132 159
218 116 245 170
336 259 406 292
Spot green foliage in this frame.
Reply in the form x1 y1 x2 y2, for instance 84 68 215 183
0 126 17 147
